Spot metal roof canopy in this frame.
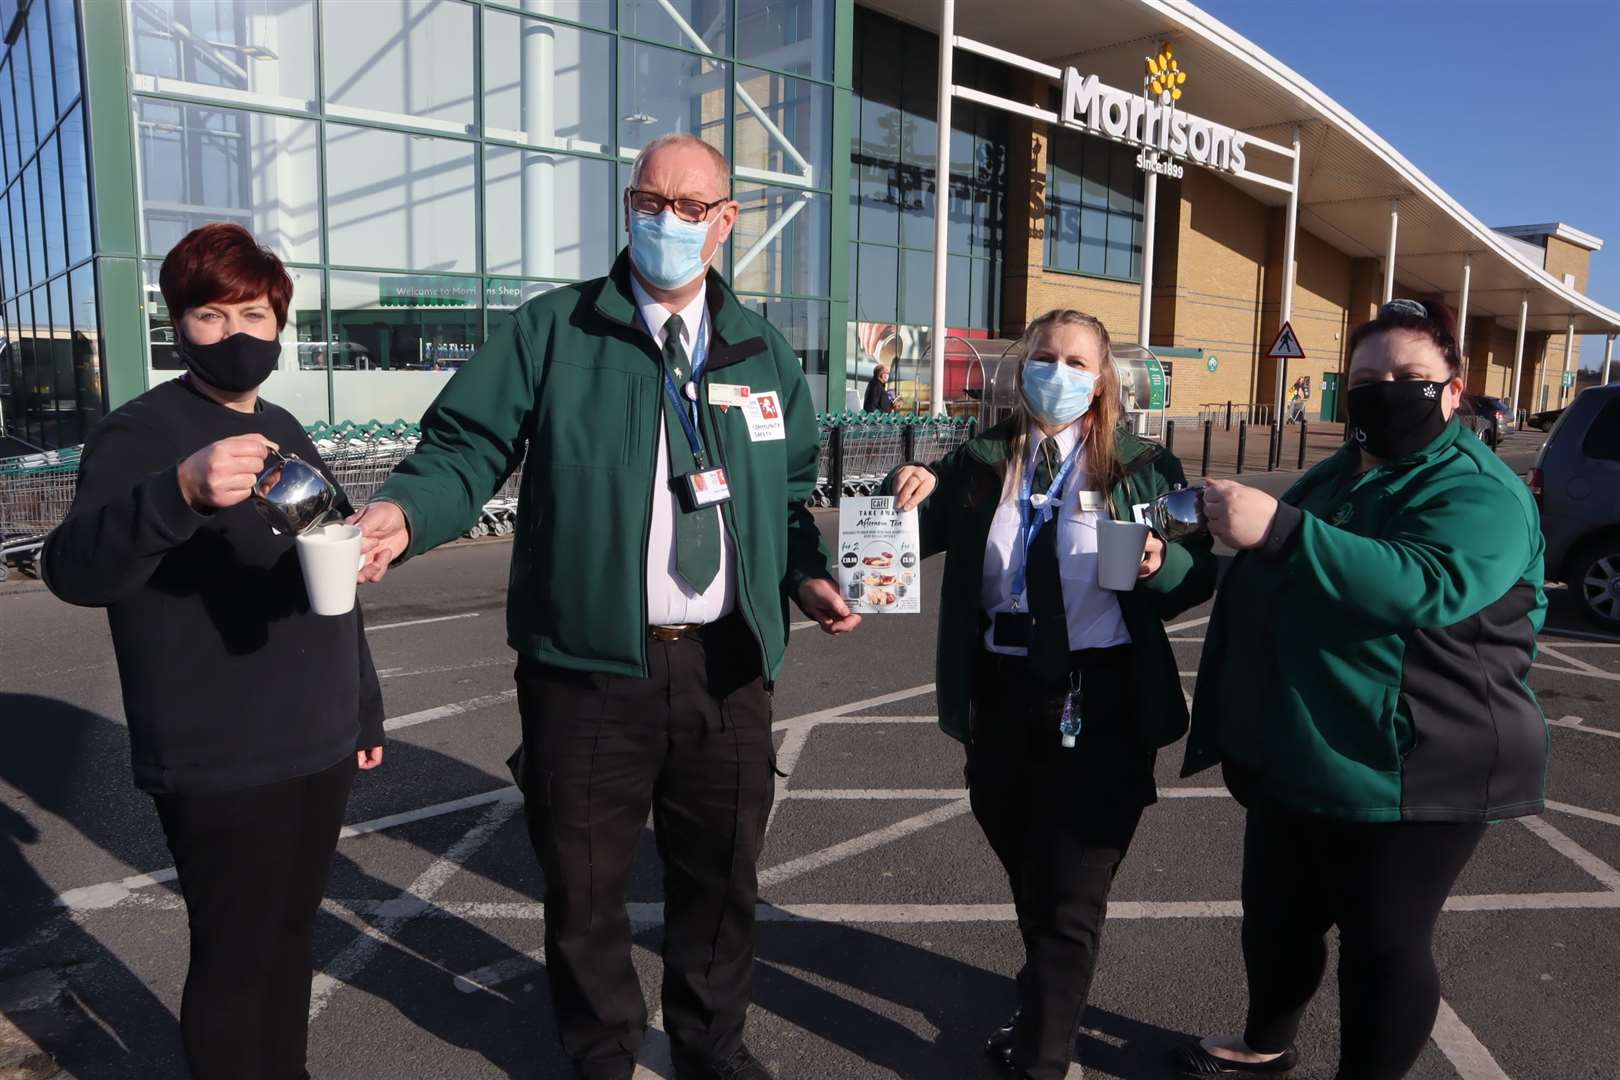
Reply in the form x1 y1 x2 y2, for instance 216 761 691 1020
868 0 1620 341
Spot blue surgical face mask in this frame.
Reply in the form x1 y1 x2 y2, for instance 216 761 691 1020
628 208 714 290
1021 360 1098 427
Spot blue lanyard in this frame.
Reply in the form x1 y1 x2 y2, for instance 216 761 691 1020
649 313 710 468
1010 438 1082 607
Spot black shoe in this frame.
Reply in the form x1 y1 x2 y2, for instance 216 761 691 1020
985 1008 1020 1056
1172 1042 1299 1075
674 1044 775 1080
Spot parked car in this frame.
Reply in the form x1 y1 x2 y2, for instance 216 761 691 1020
1527 407 1565 432
1460 394 1513 446
1530 384 1620 626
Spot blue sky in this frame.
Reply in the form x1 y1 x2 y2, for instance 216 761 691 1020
1206 0 1620 369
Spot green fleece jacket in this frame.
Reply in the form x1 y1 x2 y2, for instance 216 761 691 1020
901 418 1216 747
1183 421 1549 822
374 251 832 685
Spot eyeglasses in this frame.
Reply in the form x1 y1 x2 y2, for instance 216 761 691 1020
626 189 730 224
1379 298 1429 320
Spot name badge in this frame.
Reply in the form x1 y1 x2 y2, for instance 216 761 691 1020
708 383 751 408
676 466 732 511
1077 490 1107 513
742 391 786 442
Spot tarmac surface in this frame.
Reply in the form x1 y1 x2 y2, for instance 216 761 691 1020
3 435 1617 1080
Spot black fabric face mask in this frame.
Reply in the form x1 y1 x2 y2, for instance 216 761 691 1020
1346 379 1451 461
179 331 282 393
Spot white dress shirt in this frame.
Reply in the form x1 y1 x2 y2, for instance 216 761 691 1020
981 421 1132 655
631 275 738 626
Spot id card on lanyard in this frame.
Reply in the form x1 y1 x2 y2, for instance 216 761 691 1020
650 313 733 513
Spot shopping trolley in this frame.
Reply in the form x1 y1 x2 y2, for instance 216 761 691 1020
0 453 81 582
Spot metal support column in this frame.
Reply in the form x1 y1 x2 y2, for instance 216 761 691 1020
928 0 956 417
1137 170 1158 347
1509 293 1528 426
1272 125 1302 428
1382 199 1399 303
1456 255 1471 367
1604 334 1616 386
1559 318 1575 407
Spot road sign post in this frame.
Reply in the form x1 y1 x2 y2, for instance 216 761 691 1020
1267 321 1307 432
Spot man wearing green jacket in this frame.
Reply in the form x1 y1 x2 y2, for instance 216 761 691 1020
354 133 856 1080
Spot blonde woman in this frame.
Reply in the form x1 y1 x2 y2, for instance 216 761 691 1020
889 309 1215 1079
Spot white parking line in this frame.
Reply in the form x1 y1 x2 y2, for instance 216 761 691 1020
1537 644 1606 674
377 656 509 680
1548 715 1620 739
1166 616 1211 633
368 612 481 632
1534 662 1620 682
758 801 972 888
1431 998 1512 1080
1519 816 1620 892
384 690 517 732
1546 800 1620 828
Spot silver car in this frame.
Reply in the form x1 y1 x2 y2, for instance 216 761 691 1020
1531 384 1620 626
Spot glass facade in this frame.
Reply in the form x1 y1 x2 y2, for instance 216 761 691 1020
846 6 1007 411
0 0 102 449
117 0 838 425
1045 123 1146 282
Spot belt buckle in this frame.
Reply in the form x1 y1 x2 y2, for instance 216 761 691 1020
650 624 697 642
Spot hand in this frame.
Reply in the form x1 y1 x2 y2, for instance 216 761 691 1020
177 435 278 510
1203 479 1280 551
357 746 385 770
1139 531 1165 578
796 577 862 635
892 465 937 511
350 501 411 583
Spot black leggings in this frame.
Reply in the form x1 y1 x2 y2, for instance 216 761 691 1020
153 755 356 1080
1240 802 1485 1080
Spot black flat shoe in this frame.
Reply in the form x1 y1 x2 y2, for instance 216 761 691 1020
1172 1043 1299 1075
985 1009 1020 1053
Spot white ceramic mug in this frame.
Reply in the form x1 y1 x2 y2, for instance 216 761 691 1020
295 523 364 616
1097 519 1151 591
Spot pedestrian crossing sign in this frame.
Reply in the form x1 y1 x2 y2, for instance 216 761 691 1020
1267 321 1306 360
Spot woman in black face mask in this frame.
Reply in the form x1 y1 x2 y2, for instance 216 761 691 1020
1170 301 1548 1079
43 223 385 1080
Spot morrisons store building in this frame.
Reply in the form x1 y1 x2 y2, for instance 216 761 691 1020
1 0 1617 448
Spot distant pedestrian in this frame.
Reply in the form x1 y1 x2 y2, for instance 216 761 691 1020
42 223 385 1080
888 308 1215 1080
1175 300 1548 1078
864 363 896 412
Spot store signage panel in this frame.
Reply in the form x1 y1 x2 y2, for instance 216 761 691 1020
1060 69 1248 178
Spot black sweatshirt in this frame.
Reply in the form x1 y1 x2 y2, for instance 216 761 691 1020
42 378 385 795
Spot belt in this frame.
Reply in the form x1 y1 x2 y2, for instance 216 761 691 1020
649 623 707 642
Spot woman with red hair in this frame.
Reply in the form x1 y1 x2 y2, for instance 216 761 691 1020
43 223 385 1079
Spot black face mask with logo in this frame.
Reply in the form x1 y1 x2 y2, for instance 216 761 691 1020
1346 379 1452 461
179 331 282 394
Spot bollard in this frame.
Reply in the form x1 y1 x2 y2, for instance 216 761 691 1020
902 422 916 463
1165 420 1176 454
1236 420 1248 475
1298 420 1308 470
1201 419 1213 477
1491 415 1501 452
1225 400 1234 431
1265 424 1277 472
829 425 845 507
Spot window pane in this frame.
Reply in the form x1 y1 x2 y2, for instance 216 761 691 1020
38 135 64 277
323 0 474 131
897 27 937 250
486 277 561 327
899 246 932 325
1 59 17 182
14 28 38 162
48 0 80 113
22 162 44 287
619 0 728 56
16 291 40 444
1079 207 1106 275
135 97 321 263
325 124 476 272
854 243 896 325
737 0 832 80
971 256 993 330
27 0 54 138
0 188 12 299
733 66 828 188
143 259 328 421
945 252 969 327
330 270 479 423
484 12 612 153
1080 139 1108 209
498 0 610 30
47 275 76 443
484 147 613 280
130 0 317 111
731 183 829 297
738 296 828 409
1 300 19 439
1105 203 1135 280
60 107 89 265
7 181 28 291
618 42 728 157
852 13 900 246
68 261 103 428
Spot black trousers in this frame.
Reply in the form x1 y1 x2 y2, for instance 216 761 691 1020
513 614 775 1080
152 754 356 1080
966 646 1156 1080
1239 802 1486 1079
